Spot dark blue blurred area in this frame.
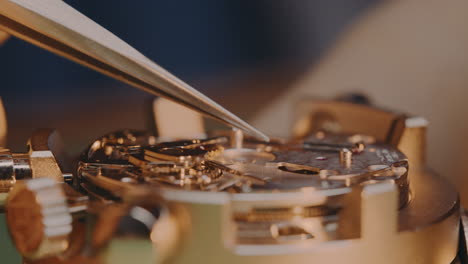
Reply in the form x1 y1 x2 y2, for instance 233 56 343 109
0 1 377 100
0 1 282 104
0 0 377 149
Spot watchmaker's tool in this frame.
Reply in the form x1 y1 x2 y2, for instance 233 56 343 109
0 0 269 141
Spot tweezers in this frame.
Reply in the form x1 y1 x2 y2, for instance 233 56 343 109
0 0 269 141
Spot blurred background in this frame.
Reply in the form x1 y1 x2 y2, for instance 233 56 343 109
0 0 377 150
2 0 468 204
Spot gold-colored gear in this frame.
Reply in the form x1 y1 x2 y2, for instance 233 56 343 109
6 178 72 260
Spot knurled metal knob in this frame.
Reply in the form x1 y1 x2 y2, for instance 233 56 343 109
6 177 72 260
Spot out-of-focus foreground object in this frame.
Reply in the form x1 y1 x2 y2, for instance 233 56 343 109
0 0 268 141
153 98 205 140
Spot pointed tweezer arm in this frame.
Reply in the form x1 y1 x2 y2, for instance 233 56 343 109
0 0 269 141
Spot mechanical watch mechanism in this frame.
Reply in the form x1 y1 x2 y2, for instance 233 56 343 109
0 100 463 264
78 129 409 245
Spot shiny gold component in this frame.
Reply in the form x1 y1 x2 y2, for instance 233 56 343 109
6 178 72 260
0 129 63 203
339 148 352 168
141 100 456 263
28 129 64 182
292 100 405 146
3 97 455 264
79 126 414 255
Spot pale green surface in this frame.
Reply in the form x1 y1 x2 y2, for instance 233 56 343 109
0 193 8 208
0 213 156 264
104 239 155 264
0 212 156 264
0 213 21 264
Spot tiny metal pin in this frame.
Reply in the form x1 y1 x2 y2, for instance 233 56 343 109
304 142 365 153
339 148 352 168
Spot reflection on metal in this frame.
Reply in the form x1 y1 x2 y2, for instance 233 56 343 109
0 0 461 262
28 129 64 182
0 98 463 264
0 0 268 141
